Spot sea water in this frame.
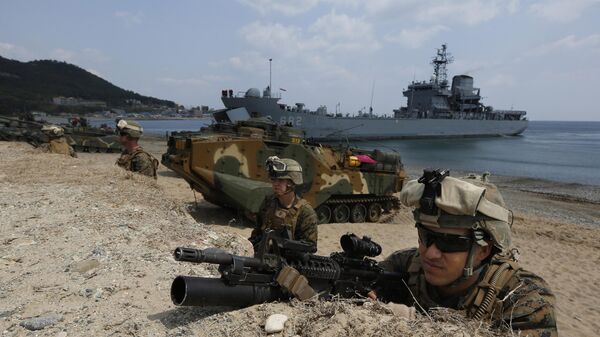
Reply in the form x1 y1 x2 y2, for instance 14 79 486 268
89 118 212 136
343 121 600 186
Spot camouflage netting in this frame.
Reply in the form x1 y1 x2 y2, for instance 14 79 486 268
0 142 502 336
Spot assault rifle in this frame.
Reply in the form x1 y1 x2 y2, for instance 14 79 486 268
170 230 403 307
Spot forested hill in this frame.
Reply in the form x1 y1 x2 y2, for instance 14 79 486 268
0 55 176 113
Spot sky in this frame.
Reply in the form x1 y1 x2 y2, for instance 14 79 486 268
1 0 599 121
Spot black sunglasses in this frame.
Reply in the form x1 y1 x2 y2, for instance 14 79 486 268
416 224 473 253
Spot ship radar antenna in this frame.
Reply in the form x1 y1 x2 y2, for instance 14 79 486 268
431 43 453 87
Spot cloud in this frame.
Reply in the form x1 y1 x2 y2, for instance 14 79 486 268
365 0 518 25
240 14 379 56
529 0 599 22
238 0 319 16
384 25 449 49
0 42 16 53
50 48 75 61
240 22 314 57
308 12 380 52
114 11 144 24
0 42 34 60
158 74 233 87
524 34 600 57
226 51 268 72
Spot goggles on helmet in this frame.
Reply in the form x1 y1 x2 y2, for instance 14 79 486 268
416 223 473 253
266 156 286 171
266 156 288 179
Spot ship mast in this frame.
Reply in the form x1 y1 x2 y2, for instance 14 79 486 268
268 58 272 97
431 44 453 87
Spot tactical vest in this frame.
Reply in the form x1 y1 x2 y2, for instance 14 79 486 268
261 197 310 238
116 147 159 178
406 254 520 320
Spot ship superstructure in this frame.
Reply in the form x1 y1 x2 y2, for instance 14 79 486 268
219 44 528 140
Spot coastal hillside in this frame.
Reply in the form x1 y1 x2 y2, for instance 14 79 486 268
0 55 176 114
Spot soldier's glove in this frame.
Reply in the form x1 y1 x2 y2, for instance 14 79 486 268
276 266 317 301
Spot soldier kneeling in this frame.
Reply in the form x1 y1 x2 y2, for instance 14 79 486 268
376 169 557 336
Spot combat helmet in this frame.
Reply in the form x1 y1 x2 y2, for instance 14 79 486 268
116 119 143 138
399 169 512 277
265 156 303 185
41 125 64 137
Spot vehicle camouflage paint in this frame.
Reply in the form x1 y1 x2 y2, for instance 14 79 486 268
0 115 121 153
161 116 407 223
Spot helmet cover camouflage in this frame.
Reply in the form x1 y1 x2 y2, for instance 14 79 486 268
116 119 143 138
399 174 512 251
266 156 303 185
41 125 64 137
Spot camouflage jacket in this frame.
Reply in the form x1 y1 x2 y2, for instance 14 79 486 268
40 137 77 158
115 147 158 179
250 195 318 248
378 248 557 336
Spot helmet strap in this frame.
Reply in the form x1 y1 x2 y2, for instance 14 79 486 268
446 241 485 288
284 181 295 195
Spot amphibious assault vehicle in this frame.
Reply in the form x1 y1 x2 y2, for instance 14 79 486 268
161 111 407 223
0 116 121 153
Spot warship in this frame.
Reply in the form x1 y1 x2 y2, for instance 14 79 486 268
219 44 528 140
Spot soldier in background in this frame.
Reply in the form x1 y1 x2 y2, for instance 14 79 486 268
39 125 77 158
375 170 557 336
115 119 158 179
249 156 318 250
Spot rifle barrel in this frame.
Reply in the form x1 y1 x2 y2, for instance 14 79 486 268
174 247 267 269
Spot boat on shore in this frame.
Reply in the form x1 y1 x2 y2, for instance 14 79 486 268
218 44 528 140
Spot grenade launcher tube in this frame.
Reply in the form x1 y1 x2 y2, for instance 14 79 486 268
171 276 287 307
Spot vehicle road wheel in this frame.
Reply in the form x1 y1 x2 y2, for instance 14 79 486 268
350 203 367 223
333 204 350 223
367 203 382 222
316 205 332 224
383 200 394 213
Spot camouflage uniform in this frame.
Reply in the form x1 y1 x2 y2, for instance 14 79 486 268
377 171 557 336
379 249 557 336
249 156 319 248
115 119 158 179
250 195 319 246
116 147 158 179
39 125 77 157
40 137 77 157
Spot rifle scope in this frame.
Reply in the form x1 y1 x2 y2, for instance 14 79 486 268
340 233 382 257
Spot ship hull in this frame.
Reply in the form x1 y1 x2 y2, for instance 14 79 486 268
222 97 528 140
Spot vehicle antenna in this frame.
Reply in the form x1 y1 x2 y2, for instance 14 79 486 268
369 79 375 116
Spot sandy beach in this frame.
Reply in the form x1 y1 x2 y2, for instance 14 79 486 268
1 138 599 336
